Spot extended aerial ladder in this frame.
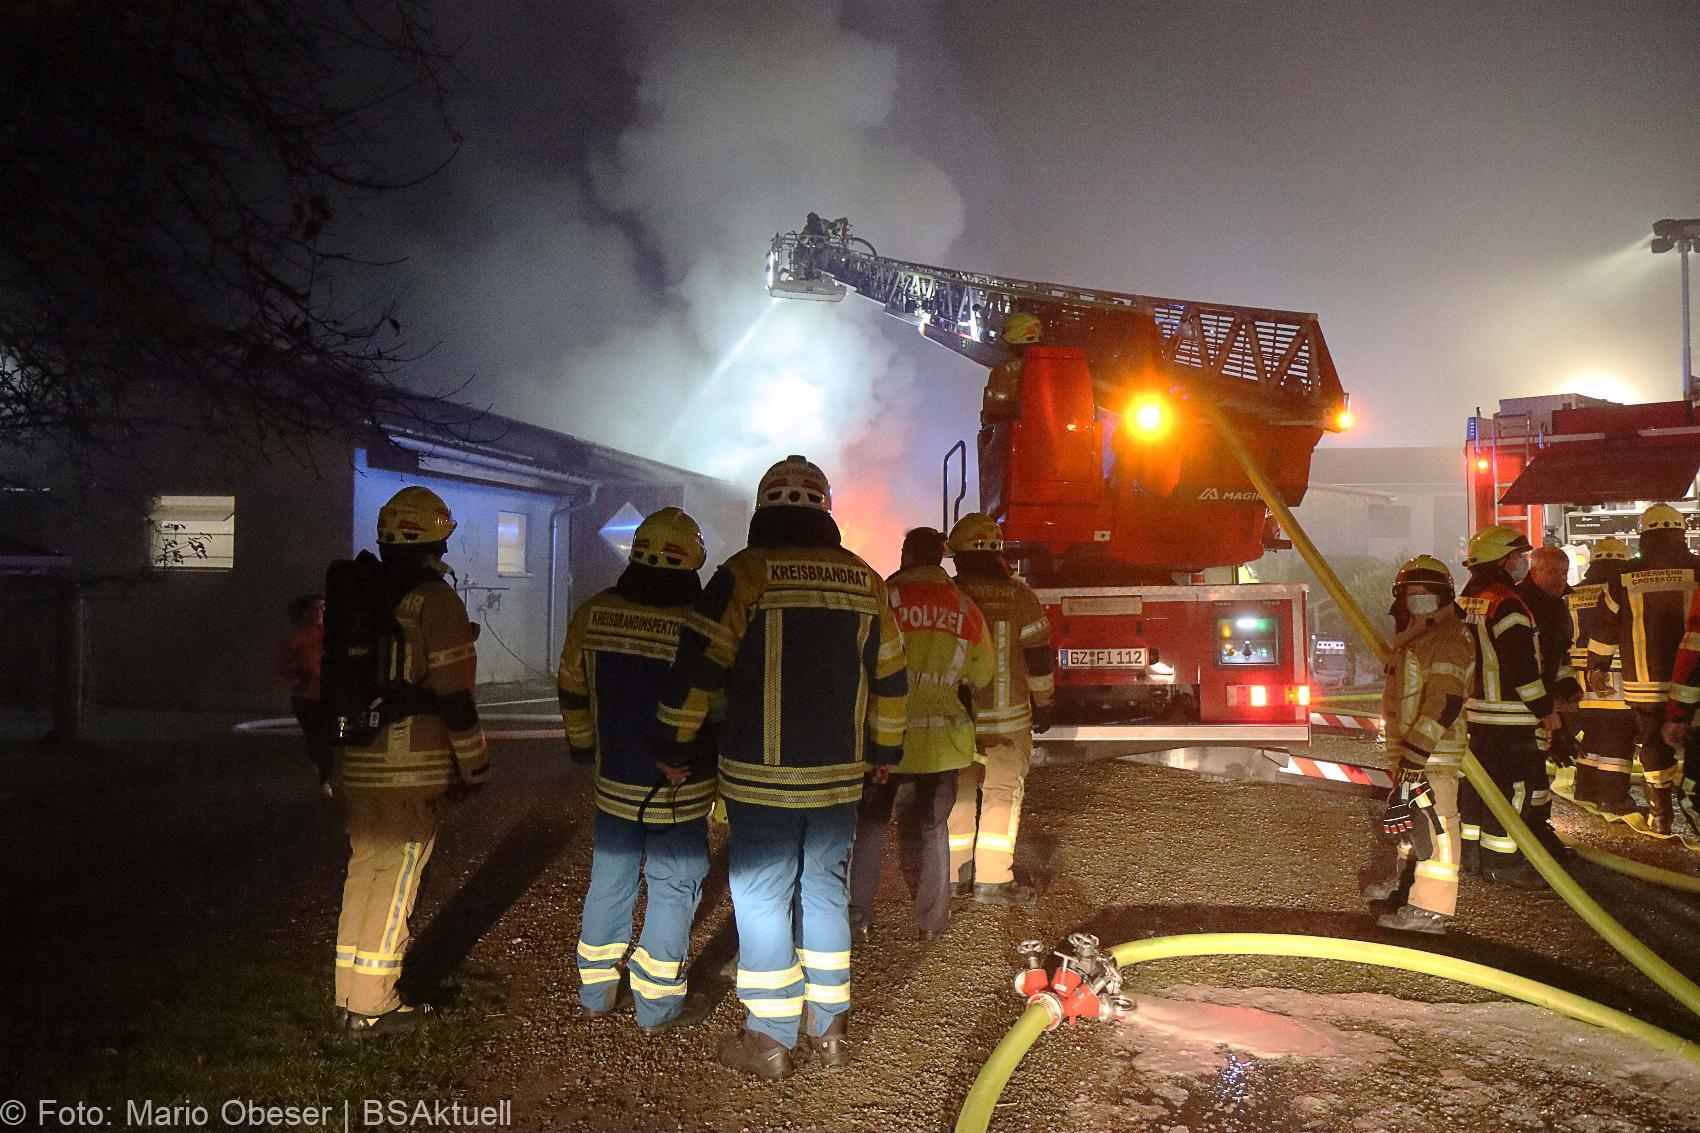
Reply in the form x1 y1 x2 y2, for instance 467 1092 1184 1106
769 220 1351 580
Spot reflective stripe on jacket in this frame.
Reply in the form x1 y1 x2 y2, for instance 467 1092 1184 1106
1382 606 1475 762
1458 576 1551 727
558 590 715 824
659 544 908 809
1586 557 1699 704
954 572 1054 738
886 564 994 774
342 564 487 791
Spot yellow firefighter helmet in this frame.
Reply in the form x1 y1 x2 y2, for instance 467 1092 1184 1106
1590 536 1631 561
756 454 832 512
1640 503 1686 532
1002 312 1043 345
948 512 1004 554
1393 554 1453 595
630 507 706 571
1463 524 1532 568
377 486 456 545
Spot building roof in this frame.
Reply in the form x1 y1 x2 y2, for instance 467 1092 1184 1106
1308 446 1463 490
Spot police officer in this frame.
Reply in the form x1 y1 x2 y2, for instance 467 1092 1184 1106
1457 525 1556 889
659 456 907 1080
336 487 489 1037
1366 556 1474 934
561 507 716 1034
1587 504 1700 834
849 527 993 942
1568 538 1636 814
944 512 1055 906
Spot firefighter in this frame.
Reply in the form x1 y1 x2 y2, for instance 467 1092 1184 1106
1569 537 1636 814
659 456 907 1080
1664 550 1700 833
560 507 716 1034
1586 504 1700 834
981 312 1041 424
336 487 489 1037
944 512 1055 906
1517 545 1584 848
849 527 994 942
1365 555 1474 934
1456 525 1557 889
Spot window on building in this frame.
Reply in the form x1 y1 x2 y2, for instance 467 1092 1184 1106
497 510 527 575
150 495 236 571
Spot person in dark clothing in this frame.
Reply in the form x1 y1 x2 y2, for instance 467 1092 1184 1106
1516 546 1582 849
281 593 337 796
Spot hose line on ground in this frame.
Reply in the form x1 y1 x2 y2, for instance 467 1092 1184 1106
952 932 1700 1133
1563 840 1700 895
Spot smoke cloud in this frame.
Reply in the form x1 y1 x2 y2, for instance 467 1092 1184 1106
400 1 967 571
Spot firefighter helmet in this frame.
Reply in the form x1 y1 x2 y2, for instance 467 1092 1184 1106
756 454 831 511
1393 554 1453 595
1002 312 1043 345
1591 536 1631 561
630 507 706 571
377 486 456 545
1464 524 1532 568
948 512 1004 554
1641 503 1686 532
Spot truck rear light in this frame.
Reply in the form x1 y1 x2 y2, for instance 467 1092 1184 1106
1228 684 1307 709
1248 685 1268 707
1287 685 1311 706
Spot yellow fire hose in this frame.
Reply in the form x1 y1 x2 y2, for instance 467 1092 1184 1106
953 402 1700 1133
953 933 1700 1133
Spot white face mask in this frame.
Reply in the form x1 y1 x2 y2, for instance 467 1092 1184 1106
1405 593 1441 616
1505 555 1531 583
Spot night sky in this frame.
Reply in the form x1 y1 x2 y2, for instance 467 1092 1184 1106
359 0 1700 559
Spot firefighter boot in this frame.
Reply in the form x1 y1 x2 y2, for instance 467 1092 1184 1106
1376 904 1450 936
1481 856 1547 891
801 1005 850 1068
973 881 1036 907
346 1003 433 1041
717 1028 794 1081
1646 786 1675 836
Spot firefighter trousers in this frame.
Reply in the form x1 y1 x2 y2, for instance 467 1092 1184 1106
849 769 958 936
1574 701 1637 810
724 800 856 1049
947 732 1031 887
1460 724 1543 863
1399 756 1461 917
576 811 709 1028
335 788 442 1017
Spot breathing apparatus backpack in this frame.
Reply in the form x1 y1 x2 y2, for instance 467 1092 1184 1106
321 551 439 745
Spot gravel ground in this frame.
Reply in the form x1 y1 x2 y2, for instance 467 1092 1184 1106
7 717 1700 1131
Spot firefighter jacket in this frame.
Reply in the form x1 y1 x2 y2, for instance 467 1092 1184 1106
659 543 908 809
954 568 1055 739
1567 579 1610 676
1665 590 1700 726
1458 571 1553 727
886 564 994 775
1381 605 1475 765
342 562 489 791
1585 550 1700 704
1516 578 1582 703
558 589 716 825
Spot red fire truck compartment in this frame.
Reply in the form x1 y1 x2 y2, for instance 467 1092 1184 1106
1035 581 1311 743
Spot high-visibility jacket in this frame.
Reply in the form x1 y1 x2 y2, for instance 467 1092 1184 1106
1458 574 1552 727
886 564 994 774
341 562 489 791
1382 605 1475 764
1567 579 1612 676
954 570 1054 739
1585 552 1700 704
659 543 908 809
558 589 715 824
1665 590 1700 726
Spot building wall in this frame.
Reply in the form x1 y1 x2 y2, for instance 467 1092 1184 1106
351 450 572 686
